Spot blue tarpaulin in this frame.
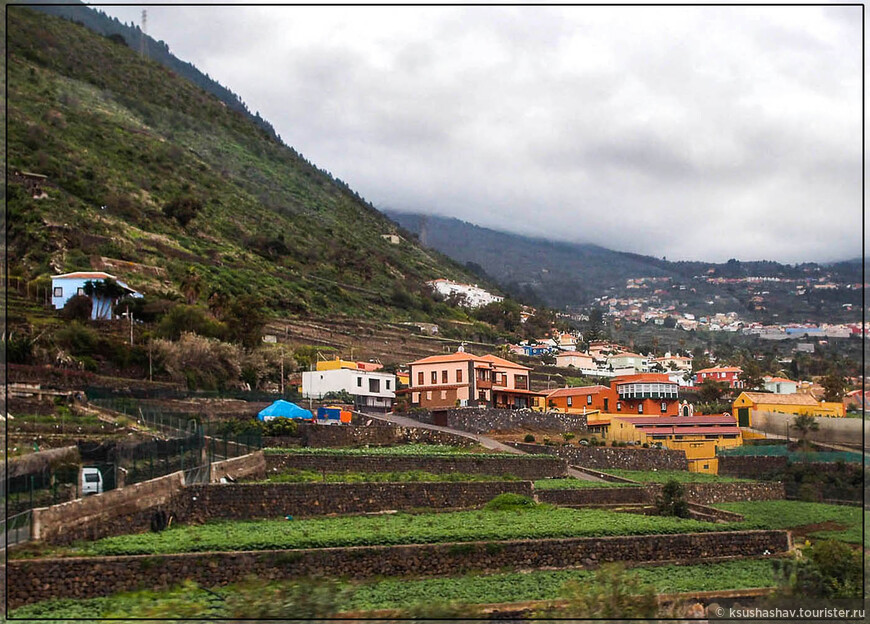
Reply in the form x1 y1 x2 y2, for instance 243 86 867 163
257 400 313 421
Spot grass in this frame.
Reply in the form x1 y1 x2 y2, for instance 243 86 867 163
24 506 762 558
603 470 751 484
262 469 521 484
533 478 638 490
9 558 780 618
714 500 864 545
263 444 553 459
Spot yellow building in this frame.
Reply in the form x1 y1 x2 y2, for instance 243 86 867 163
316 357 383 372
732 392 845 427
609 414 743 473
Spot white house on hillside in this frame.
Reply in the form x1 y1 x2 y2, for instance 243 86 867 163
302 368 396 411
51 272 141 320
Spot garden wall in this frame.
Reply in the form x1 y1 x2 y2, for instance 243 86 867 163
410 408 587 434
266 423 477 449
7 530 791 608
718 455 789 479
511 443 690 471
175 481 533 522
263 453 567 480
535 482 784 507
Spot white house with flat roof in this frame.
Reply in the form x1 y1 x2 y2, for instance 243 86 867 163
51 272 141 320
302 368 396 411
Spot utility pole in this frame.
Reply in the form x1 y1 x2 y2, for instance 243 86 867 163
148 341 153 382
128 305 133 345
280 348 285 396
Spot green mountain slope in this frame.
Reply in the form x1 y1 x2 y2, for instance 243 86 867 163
6 7 480 320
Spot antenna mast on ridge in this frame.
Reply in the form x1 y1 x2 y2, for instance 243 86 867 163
139 10 148 58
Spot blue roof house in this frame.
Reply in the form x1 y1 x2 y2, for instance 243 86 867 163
51 272 141 320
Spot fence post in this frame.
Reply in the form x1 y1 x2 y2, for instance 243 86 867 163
29 476 34 511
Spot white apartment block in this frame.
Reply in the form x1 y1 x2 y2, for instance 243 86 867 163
427 279 503 308
302 369 396 411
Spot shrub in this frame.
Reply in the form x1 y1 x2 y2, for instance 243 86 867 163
523 434 536 443
655 480 690 518
163 195 203 227
54 322 98 356
156 305 226 341
484 493 538 511
556 563 658 619
562 432 575 441
61 294 93 321
152 333 243 390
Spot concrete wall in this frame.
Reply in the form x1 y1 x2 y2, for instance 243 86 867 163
31 452 265 545
718 455 789 479
7 530 791 608
511 443 690 471
175 481 533 522
410 408 587 434
263 453 567 480
750 410 867 446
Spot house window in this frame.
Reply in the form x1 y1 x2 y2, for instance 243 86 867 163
638 404 643 414
431 371 437 384
456 369 463 383
442 370 448 383
426 391 432 400
369 378 380 393
77 287 85 296
616 402 621 411
440 390 447 400
412 393 420 403
587 394 592 405
53 287 63 297
386 380 391 390
515 375 528 390
603 398 609 411
567 397 573 407
661 402 667 412
417 372 424 385
357 377 362 387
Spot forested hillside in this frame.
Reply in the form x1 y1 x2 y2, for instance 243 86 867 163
7 6 483 321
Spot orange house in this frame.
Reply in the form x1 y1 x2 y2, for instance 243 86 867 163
547 373 681 417
407 351 544 410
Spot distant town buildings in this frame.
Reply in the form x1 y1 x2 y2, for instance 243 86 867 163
426 279 503 308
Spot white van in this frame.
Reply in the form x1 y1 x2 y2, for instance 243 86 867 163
82 467 104 496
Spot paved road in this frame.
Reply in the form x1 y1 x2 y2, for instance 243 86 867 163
359 411 605 482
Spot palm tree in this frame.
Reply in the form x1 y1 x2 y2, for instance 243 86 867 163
82 279 128 320
792 414 819 450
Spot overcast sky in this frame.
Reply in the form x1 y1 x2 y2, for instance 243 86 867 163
94 3 862 264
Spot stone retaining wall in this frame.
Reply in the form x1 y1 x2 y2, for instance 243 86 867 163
718 455 789 478
537 487 649 506
263 453 567 480
265 424 477 449
410 408 587 434
532 482 784 508
7 530 791 608
175 481 533 522
511 443 690 471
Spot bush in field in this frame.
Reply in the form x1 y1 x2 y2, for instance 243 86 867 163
655 480 690 518
773 540 862 599
225 577 349 618
54 322 98 355
556 564 658 618
524 434 536 443
264 417 299 437
156 304 226 341
153 333 242 390
484 493 539 511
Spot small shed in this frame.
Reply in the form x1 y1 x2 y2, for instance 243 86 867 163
257 400 313 422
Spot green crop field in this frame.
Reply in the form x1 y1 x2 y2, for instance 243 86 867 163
533 478 638 490
9 559 779 619
28 506 760 558
714 501 864 545
602 470 750 483
263 469 520 484
263 444 552 459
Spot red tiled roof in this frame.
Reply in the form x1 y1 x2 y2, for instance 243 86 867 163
615 415 736 426
52 271 116 280
409 352 482 365
645 426 741 436
547 385 609 399
613 374 674 384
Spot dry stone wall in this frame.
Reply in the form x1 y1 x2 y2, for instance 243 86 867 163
535 482 784 508
7 530 791 608
410 408 587 433
718 455 788 478
175 481 533 522
265 424 477 449
511 443 690 471
263 453 567 479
